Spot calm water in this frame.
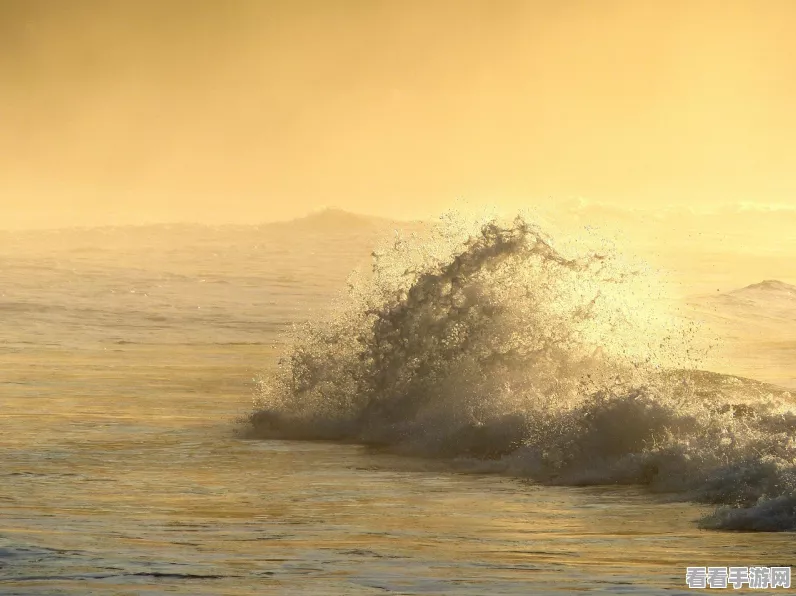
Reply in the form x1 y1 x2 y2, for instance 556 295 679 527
1 224 793 595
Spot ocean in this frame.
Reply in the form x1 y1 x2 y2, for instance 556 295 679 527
1 213 794 595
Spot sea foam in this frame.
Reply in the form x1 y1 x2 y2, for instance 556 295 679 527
248 213 796 531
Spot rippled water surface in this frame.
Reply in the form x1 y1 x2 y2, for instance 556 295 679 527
1 223 793 595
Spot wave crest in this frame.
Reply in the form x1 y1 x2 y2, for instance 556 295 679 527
248 213 796 531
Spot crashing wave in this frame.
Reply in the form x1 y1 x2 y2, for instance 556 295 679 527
247 213 796 531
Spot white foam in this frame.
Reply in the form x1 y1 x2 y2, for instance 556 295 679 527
249 213 796 531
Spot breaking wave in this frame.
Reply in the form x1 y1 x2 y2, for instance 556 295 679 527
248 213 796 531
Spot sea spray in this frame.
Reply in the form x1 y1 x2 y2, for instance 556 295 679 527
248 213 796 531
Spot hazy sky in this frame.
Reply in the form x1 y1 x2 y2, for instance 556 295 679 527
2 0 796 228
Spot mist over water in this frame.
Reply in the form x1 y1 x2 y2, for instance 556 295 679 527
3 213 795 594
249 214 796 532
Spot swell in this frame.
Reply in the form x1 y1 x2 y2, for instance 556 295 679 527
247 213 796 531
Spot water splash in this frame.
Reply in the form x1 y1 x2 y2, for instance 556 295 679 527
248 213 796 531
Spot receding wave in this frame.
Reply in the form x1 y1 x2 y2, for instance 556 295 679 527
247 213 796 532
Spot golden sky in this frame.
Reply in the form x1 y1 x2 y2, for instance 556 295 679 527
2 0 796 228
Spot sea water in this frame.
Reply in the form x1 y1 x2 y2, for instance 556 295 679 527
1 219 793 595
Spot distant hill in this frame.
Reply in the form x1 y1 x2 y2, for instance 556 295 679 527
0 209 426 254
273 208 394 230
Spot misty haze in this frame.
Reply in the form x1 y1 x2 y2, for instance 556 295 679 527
2 2 796 595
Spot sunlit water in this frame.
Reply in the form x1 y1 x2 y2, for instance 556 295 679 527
1 223 793 595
